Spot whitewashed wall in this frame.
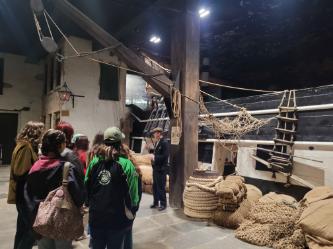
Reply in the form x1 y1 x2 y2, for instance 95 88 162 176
43 36 128 143
0 53 43 131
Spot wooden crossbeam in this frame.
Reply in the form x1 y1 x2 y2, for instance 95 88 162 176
54 0 172 97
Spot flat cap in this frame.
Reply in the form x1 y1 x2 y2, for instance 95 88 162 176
151 127 163 133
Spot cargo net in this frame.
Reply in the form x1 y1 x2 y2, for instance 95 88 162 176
199 97 273 140
235 193 306 249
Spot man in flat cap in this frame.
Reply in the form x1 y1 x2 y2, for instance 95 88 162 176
150 127 169 211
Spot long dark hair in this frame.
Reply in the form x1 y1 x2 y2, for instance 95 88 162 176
88 133 104 161
41 129 66 157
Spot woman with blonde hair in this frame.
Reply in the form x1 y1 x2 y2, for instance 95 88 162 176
7 121 44 249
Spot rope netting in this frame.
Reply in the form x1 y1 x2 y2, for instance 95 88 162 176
199 96 273 141
235 194 306 249
34 7 276 144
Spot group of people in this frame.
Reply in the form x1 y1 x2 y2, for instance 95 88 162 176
7 120 169 249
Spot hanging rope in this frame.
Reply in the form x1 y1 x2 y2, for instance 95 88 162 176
171 88 182 138
141 53 283 94
44 10 79 55
199 79 283 93
39 9 276 143
200 89 243 110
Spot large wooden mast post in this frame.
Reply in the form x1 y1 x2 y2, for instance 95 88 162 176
169 0 200 208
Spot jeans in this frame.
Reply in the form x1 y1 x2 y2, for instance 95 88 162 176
152 169 167 207
37 238 72 249
90 226 129 249
14 202 35 249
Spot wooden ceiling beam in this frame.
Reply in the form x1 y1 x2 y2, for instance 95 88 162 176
54 0 172 97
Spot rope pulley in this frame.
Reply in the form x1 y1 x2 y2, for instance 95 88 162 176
31 0 58 53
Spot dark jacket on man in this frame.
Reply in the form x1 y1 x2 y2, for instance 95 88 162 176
153 138 169 171
152 138 169 207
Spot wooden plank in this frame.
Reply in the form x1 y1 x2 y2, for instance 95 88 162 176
169 0 200 208
250 155 272 168
278 172 315 189
273 138 294 146
275 128 296 134
55 0 172 97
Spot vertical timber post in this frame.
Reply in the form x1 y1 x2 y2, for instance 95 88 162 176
169 0 200 208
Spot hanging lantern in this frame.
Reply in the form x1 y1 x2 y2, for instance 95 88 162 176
57 82 85 108
57 82 72 103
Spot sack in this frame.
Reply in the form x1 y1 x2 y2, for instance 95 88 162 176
298 198 333 243
33 162 84 241
300 186 333 207
213 199 252 229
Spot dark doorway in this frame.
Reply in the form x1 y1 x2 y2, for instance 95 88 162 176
0 113 18 164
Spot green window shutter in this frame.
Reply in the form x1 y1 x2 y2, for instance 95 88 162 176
99 63 119 101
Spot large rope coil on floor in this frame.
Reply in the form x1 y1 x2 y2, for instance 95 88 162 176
183 176 223 219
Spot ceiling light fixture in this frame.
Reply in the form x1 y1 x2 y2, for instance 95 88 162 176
150 35 161 44
198 8 210 18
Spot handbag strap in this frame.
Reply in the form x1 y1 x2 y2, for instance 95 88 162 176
62 162 71 186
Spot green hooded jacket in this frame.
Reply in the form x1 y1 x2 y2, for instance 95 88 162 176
85 155 139 206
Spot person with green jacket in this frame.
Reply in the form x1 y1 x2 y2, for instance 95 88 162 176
8 121 44 249
85 127 140 249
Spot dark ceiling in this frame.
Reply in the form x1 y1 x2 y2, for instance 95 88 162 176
1 0 333 93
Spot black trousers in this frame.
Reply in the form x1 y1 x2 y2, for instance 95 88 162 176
90 226 128 249
14 202 35 249
152 169 167 207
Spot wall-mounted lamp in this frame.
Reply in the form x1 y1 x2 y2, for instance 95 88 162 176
57 82 85 108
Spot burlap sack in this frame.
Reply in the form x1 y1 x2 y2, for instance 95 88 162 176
305 234 333 249
140 165 153 185
300 186 333 207
259 192 297 204
213 183 262 229
225 175 245 184
213 199 252 229
245 184 262 202
131 154 152 166
298 198 333 243
143 184 153 194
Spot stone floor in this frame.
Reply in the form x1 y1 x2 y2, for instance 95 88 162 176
0 165 265 249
